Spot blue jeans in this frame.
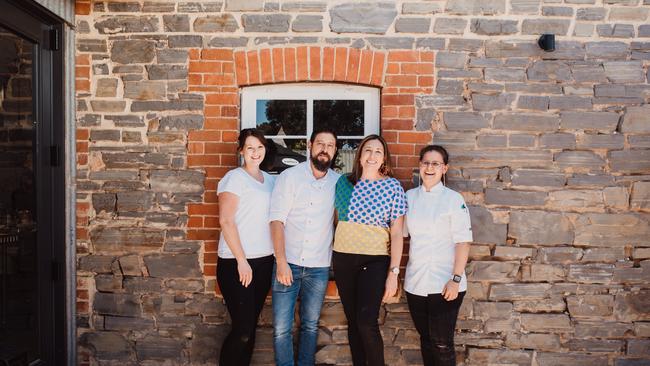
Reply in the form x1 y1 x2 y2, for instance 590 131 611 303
272 262 329 366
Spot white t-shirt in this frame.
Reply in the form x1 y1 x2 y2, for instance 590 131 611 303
217 168 275 259
404 183 473 296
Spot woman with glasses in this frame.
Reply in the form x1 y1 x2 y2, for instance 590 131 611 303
217 128 275 365
332 134 407 366
404 145 472 366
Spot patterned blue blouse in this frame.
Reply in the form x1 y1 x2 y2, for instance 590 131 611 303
336 176 407 228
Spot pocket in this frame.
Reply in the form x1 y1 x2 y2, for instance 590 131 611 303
272 275 290 292
272 264 298 292
309 267 331 285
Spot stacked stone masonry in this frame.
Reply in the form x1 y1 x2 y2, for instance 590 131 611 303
74 0 650 365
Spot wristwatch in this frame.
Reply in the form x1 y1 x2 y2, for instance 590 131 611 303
389 266 400 275
452 274 462 283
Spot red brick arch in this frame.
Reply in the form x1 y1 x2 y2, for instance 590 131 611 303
186 46 435 279
234 47 387 87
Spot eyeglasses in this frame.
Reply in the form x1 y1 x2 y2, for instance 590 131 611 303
419 161 445 169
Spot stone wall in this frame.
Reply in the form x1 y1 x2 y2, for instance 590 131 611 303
74 1 650 365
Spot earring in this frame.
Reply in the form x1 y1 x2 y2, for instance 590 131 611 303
442 174 446 186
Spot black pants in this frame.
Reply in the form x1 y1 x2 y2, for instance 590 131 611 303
216 255 273 366
332 251 390 366
406 291 465 366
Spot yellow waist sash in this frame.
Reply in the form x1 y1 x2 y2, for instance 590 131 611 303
333 221 390 256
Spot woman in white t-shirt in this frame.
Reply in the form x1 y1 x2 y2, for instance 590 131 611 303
404 145 472 366
217 128 275 366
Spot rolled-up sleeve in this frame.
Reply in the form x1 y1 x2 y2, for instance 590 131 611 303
269 171 293 224
451 196 473 244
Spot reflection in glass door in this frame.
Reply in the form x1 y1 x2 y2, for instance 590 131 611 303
0 23 39 364
0 1 67 364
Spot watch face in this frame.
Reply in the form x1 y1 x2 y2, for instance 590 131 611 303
453 275 462 283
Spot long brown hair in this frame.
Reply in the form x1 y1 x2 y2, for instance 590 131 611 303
347 134 393 184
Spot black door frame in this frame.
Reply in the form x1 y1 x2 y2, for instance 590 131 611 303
0 0 67 364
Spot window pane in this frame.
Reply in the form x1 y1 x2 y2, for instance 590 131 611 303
313 100 364 136
256 100 306 136
335 139 361 174
266 138 307 174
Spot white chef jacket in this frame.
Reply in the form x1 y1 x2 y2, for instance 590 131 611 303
217 168 276 259
269 162 340 268
404 182 473 296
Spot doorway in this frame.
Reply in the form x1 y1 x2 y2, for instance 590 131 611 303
0 0 67 364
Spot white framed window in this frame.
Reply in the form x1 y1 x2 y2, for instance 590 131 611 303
241 83 380 173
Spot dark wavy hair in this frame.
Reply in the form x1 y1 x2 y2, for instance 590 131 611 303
309 127 337 143
419 145 449 164
237 128 275 171
347 134 393 185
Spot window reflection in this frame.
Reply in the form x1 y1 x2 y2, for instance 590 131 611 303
256 100 306 136
256 100 366 175
314 100 364 136
267 138 307 174
336 139 360 174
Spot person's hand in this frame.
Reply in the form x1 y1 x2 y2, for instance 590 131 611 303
237 259 253 287
382 274 399 302
441 280 459 301
276 260 293 286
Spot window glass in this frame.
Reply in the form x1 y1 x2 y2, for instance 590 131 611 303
335 139 361 173
241 84 379 174
313 100 364 137
269 138 307 171
256 99 306 136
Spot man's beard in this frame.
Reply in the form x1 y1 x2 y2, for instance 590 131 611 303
310 151 332 172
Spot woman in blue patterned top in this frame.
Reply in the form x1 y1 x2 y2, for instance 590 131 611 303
332 134 407 366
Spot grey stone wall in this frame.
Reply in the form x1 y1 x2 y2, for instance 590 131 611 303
75 1 650 365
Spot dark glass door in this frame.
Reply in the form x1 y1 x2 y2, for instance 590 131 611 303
0 22 40 365
0 1 66 364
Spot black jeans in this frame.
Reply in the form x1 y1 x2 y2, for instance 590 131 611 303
216 255 273 366
332 251 390 366
406 291 465 366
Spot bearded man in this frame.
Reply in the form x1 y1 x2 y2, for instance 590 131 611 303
269 128 340 366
